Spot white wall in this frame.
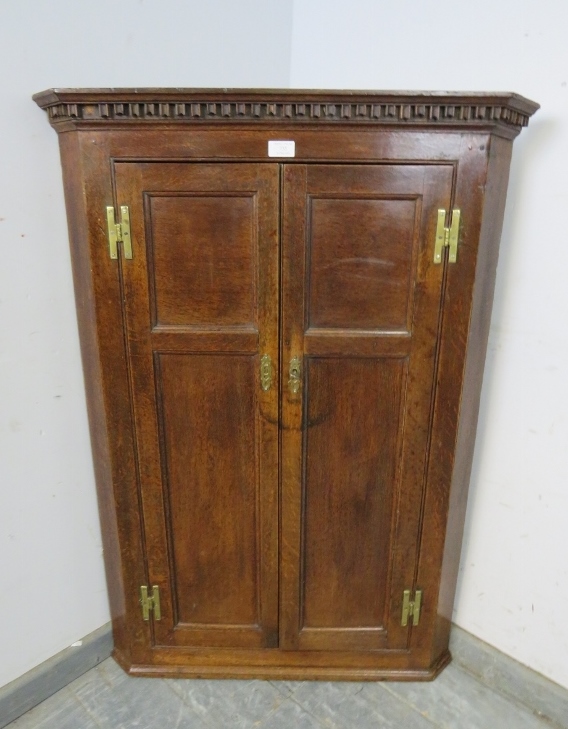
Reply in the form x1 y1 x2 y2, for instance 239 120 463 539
290 0 568 689
2 0 567 694
0 0 293 689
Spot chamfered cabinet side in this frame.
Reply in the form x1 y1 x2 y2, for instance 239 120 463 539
56 131 152 669
421 134 518 666
35 88 537 680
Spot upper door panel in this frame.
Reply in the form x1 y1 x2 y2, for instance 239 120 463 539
148 191 257 328
306 174 420 333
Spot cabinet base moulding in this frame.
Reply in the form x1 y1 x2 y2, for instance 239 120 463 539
113 649 452 682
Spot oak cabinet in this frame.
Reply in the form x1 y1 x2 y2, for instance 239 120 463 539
34 89 538 680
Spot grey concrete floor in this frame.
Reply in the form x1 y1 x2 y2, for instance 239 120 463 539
6 652 566 729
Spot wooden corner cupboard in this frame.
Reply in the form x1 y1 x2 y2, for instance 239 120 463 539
34 88 538 680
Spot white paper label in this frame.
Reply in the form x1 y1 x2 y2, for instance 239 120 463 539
268 140 295 157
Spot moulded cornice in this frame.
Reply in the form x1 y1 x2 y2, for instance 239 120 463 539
33 88 539 136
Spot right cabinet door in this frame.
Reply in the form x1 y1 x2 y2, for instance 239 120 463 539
280 163 454 652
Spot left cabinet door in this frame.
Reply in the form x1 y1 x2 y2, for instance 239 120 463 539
114 162 280 650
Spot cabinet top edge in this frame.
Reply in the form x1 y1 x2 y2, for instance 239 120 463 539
33 88 539 107
33 88 539 133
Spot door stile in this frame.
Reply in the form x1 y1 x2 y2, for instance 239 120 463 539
279 164 309 649
255 163 281 647
382 168 453 651
114 163 172 649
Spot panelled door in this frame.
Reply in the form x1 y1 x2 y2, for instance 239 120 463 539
279 164 453 651
114 162 280 649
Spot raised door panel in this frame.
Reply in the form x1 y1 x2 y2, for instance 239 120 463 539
149 194 257 327
302 358 404 632
308 197 417 331
157 353 259 629
114 162 279 650
280 163 454 652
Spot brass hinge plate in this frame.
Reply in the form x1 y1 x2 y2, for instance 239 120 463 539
106 205 132 260
401 589 422 627
140 585 161 621
434 209 461 264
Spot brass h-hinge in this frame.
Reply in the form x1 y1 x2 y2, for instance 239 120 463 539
106 205 132 260
401 589 423 627
140 585 161 621
433 209 461 264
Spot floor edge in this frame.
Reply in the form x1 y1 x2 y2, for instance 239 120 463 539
0 623 113 729
2 622 566 727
